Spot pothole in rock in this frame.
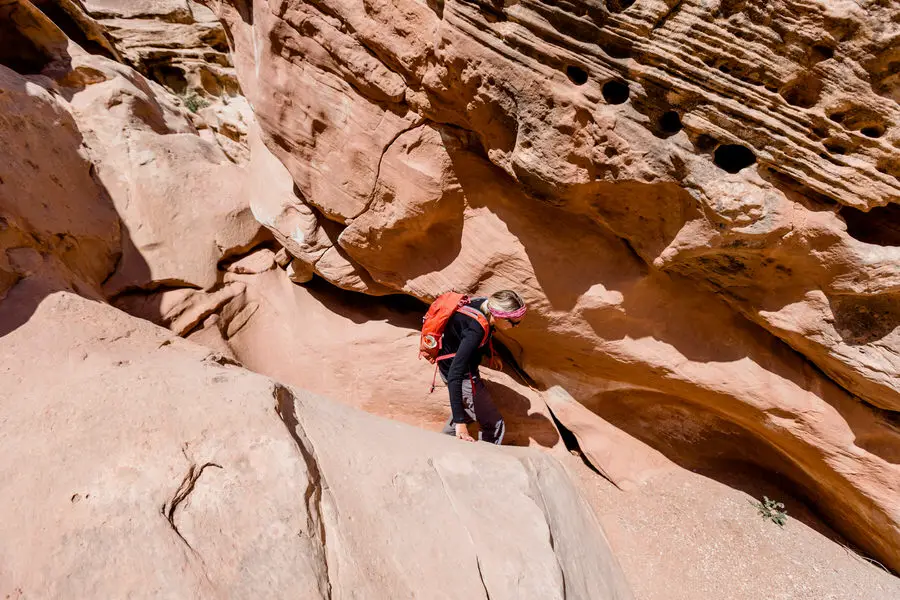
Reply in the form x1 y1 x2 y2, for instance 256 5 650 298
826 104 889 138
714 144 757 173
822 138 850 155
779 72 824 109
718 0 748 18
566 65 588 86
876 158 900 182
602 80 629 104
602 39 633 60
860 126 885 139
147 63 189 95
693 133 718 152
830 293 900 346
704 56 771 89
839 203 900 247
659 110 683 135
810 123 830 139
809 44 835 64
605 0 635 13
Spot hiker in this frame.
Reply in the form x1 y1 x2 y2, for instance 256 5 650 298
420 290 527 444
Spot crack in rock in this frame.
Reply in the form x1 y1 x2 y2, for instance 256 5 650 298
273 383 334 600
161 461 222 553
202 352 243 368
517 455 567 599
428 458 492 600
355 118 428 219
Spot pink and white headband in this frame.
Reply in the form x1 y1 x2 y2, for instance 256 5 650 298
488 304 527 320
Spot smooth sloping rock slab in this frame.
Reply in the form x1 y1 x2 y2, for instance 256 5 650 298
0 288 631 599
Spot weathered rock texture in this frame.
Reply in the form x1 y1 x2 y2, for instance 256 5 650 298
206 0 900 572
37 0 255 160
0 289 632 599
0 0 271 337
80 0 255 160
81 0 238 97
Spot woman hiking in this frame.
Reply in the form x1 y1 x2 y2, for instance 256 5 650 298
421 290 527 444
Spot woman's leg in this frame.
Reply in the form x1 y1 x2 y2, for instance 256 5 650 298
441 377 477 437
472 378 505 445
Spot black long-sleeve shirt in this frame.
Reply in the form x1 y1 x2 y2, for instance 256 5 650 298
438 298 490 424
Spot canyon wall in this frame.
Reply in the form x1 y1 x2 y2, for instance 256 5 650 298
0 2 632 597
1 0 898 581
205 0 900 571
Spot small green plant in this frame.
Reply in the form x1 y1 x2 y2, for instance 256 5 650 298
753 496 788 527
181 92 209 113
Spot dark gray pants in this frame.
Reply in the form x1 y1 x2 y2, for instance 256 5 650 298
441 377 505 445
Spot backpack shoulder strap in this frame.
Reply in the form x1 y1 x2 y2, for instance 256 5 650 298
457 305 490 347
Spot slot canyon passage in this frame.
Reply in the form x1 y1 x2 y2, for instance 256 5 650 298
1 0 900 597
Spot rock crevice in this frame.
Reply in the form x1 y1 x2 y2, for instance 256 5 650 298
273 383 334 600
161 460 223 553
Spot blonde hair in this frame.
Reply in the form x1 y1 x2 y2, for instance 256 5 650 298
484 289 526 315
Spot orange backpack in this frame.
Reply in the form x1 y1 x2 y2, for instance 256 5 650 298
419 293 490 364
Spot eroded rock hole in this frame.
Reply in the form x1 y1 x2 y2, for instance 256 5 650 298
827 105 888 137
234 0 254 25
606 0 636 12
714 144 756 173
840 203 900 247
603 40 633 60
823 139 849 155
602 80 629 104
779 73 823 109
876 158 900 182
566 65 588 86
660 111 682 134
201 29 231 54
719 0 747 18
426 0 444 18
694 133 718 152
203 52 230 68
810 45 835 63
148 64 188 94
810 124 829 139
861 126 884 138
830 293 900 345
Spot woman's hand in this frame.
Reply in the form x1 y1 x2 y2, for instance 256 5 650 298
455 423 475 442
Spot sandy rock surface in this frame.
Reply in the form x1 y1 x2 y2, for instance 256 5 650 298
181 269 900 600
0 289 631 598
568 453 900 600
